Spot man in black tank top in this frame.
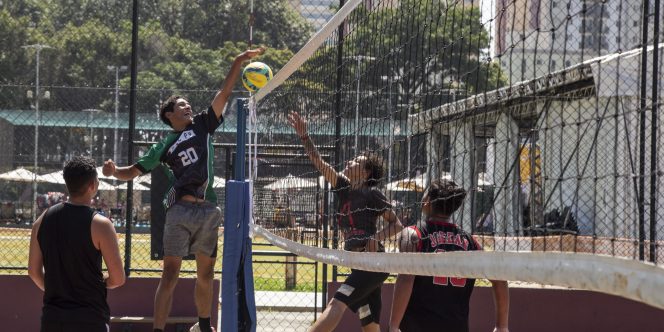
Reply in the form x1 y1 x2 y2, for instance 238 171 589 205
28 156 125 332
288 112 403 332
389 180 510 332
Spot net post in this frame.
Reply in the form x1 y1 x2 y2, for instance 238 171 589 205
222 98 256 332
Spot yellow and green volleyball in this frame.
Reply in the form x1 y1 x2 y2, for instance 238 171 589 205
242 62 273 92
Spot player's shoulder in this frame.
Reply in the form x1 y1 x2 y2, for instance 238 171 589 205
91 213 115 233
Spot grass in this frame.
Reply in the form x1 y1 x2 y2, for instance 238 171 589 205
0 225 333 291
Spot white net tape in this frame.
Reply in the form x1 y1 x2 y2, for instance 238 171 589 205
253 225 664 310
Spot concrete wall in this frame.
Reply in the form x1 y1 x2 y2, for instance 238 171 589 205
327 281 664 332
0 275 219 332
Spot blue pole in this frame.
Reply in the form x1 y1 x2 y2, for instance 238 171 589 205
222 98 256 332
235 99 247 180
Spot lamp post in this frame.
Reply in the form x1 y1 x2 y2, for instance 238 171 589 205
23 43 52 222
347 55 375 155
107 65 127 165
83 109 102 157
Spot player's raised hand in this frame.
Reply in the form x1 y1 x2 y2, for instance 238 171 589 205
102 159 116 177
237 46 267 62
493 327 509 332
287 111 309 139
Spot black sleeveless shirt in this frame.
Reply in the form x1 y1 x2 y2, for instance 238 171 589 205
38 202 109 323
332 175 391 251
402 218 481 332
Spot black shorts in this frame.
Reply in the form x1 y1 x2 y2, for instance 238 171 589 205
41 321 109 332
333 269 389 326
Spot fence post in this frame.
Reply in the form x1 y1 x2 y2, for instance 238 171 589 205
285 255 297 290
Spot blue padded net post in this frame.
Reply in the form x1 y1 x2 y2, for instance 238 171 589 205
222 98 256 332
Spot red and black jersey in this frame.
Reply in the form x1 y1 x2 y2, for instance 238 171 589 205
401 218 482 332
332 175 391 251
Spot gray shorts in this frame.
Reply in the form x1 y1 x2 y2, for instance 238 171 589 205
163 200 222 257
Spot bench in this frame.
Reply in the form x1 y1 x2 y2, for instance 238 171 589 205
111 316 198 332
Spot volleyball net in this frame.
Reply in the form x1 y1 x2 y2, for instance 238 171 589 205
243 0 664 309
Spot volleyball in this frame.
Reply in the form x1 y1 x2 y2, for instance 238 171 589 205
242 62 273 92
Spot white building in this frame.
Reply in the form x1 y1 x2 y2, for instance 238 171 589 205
495 0 662 83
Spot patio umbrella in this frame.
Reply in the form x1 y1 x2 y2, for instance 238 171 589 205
263 174 317 190
385 173 452 192
114 182 150 191
40 170 66 184
213 176 226 189
0 168 46 182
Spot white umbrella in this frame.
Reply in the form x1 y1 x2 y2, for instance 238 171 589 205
213 176 225 189
0 168 46 182
114 182 150 191
40 170 66 184
263 174 317 190
385 172 452 192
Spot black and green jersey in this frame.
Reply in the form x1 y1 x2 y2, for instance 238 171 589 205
135 107 222 209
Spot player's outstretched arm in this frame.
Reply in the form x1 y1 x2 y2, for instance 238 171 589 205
92 214 125 289
490 279 510 332
211 47 266 119
27 213 46 291
287 111 338 187
388 227 419 332
103 159 142 181
375 209 403 242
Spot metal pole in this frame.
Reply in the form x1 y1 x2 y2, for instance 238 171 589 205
354 56 361 155
125 0 140 276
388 77 394 184
34 48 40 222
114 67 120 164
333 0 346 282
649 0 660 262
22 44 52 222
235 99 247 180
638 0 650 261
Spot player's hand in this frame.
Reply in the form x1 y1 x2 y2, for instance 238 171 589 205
102 159 116 177
237 46 266 62
287 111 308 139
388 327 400 332
493 327 509 332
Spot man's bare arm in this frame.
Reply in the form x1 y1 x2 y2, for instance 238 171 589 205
102 159 142 181
374 209 403 242
211 47 266 119
490 279 510 332
288 111 338 187
388 228 419 331
92 215 125 289
28 214 45 291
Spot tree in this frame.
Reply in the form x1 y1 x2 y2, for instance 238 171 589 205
351 1 506 112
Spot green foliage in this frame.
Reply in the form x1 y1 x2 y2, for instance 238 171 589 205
351 0 506 110
2 0 306 113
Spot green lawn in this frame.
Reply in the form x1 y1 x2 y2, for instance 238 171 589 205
0 226 333 291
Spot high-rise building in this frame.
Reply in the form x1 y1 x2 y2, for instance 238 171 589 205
495 0 662 83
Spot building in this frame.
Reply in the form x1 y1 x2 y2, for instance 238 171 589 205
495 0 662 83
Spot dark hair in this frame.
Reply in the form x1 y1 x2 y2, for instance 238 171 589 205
63 156 97 196
159 95 185 127
361 152 384 187
425 179 467 216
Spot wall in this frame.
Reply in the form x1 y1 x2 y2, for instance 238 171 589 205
0 275 219 332
327 281 664 332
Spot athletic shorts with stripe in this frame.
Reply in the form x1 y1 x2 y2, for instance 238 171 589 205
333 269 389 326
